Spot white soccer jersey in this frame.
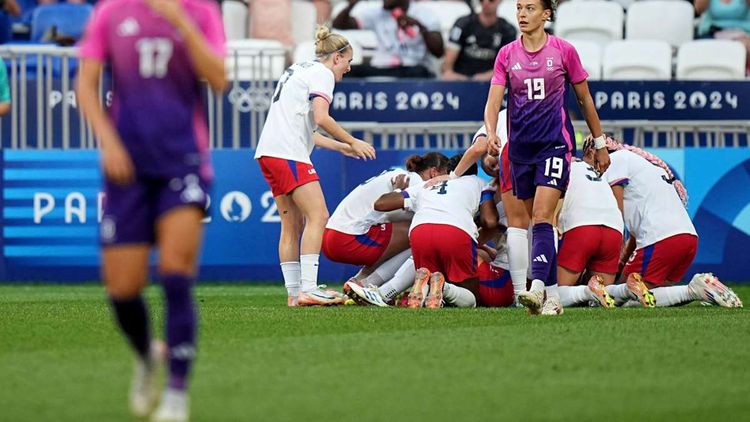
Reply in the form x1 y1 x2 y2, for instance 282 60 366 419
559 160 624 234
472 110 509 147
405 175 488 241
254 61 335 164
604 150 696 248
326 168 423 235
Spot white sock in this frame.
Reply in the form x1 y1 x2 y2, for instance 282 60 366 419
652 286 696 307
546 284 559 300
530 279 544 291
553 226 559 252
507 227 529 295
300 254 319 292
605 283 633 306
364 249 411 287
558 285 591 307
442 283 476 308
378 257 416 301
280 262 300 297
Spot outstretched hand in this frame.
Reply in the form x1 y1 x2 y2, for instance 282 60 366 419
486 133 501 157
350 139 376 160
594 148 611 175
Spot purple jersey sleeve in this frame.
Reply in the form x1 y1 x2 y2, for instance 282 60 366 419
197 1 226 57
491 45 510 86
561 41 588 84
78 2 113 61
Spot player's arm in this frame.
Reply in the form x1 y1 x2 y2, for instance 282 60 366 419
619 236 636 273
478 199 499 231
312 97 376 160
572 80 609 174
484 84 505 156
374 192 405 212
313 132 359 158
610 184 625 215
146 0 227 93
76 58 134 185
441 48 467 81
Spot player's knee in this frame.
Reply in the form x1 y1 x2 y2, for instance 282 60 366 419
158 251 197 275
306 209 329 228
105 278 146 299
531 210 554 225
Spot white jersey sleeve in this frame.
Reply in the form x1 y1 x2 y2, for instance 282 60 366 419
255 61 335 164
559 160 623 234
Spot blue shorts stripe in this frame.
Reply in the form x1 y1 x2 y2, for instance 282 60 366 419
480 269 512 288
354 233 382 248
287 160 298 181
640 244 655 275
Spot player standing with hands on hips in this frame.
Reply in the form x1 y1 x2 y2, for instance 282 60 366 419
255 26 376 307
483 0 610 315
77 0 227 420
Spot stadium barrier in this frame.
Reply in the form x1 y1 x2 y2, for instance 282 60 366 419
0 45 748 150
1 148 749 283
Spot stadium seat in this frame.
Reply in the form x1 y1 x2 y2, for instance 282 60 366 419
30 4 93 43
497 0 519 31
554 1 624 48
568 39 602 80
419 0 472 38
293 38 363 65
603 40 672 80
226 39 287 81
676 40 747 80
222 0 248 41
333 29 378 60
625 0 694 47
291 0 317 45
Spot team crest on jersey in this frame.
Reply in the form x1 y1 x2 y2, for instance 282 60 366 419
546 57 554 71
117 17 139 37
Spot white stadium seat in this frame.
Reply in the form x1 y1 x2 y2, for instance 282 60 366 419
554 1 624 48
602 40 672 80
293 38 364 66
568 39 603 80
676 40 747 80
497 0 519 31
222 0 248 41
626 0 694 47
333 29 378 60
420 0 472 38
291 0 317 44
226 39 287 81
331 0 383 24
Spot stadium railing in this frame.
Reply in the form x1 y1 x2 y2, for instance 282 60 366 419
0 45 747 150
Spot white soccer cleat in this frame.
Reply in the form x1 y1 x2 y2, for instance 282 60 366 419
344 281 390 307
517 285 545 315
130 340 165 418
297 286 347 306
151 388 189 422
541 296 564 316
688 273 743 308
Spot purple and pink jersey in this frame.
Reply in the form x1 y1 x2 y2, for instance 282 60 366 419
78 0 226 180
491 35 587 164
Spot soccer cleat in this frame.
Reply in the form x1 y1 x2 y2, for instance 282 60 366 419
407 267 431 308
424 272 445 309
688 273 743 308
297 287 347 306
151 388 188 422
625 273 656 308
341 277 363 296
587 275 615 308
130 340 165 418
344 281 389 307
287 296 298 307
541 296 564 316
517 285 545 315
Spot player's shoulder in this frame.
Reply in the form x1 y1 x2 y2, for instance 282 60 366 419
547 35 576 52
453 14 474 29
500 38 522 54
92 0 130 18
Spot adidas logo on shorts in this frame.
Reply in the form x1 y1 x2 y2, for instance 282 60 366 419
533 254 548 263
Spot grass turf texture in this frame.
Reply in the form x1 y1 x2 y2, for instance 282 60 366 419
1 284 749 421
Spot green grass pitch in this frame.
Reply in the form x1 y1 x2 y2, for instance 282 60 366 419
1 284 749 421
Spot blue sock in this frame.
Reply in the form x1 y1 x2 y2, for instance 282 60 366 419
161 273 197 390
109 295 151 361
531 223 557 286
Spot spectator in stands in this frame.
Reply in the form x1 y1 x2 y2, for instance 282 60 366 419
442 0 517 81
249 0 294 47
0 60 10 117
695 0 750 73
333 0 444 78
311 0 332 24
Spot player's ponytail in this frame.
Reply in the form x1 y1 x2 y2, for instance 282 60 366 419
405 152 450 173
315 26 351 58
583 135 689 207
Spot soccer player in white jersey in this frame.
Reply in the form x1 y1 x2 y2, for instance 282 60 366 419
555 159 623 308
255 26 376 307
441 110 530 305
347 155 499 308
484 0 611 316
323 152 449 287
581 136 742 308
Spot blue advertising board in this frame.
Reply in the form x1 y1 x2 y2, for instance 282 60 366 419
1 148 749 283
